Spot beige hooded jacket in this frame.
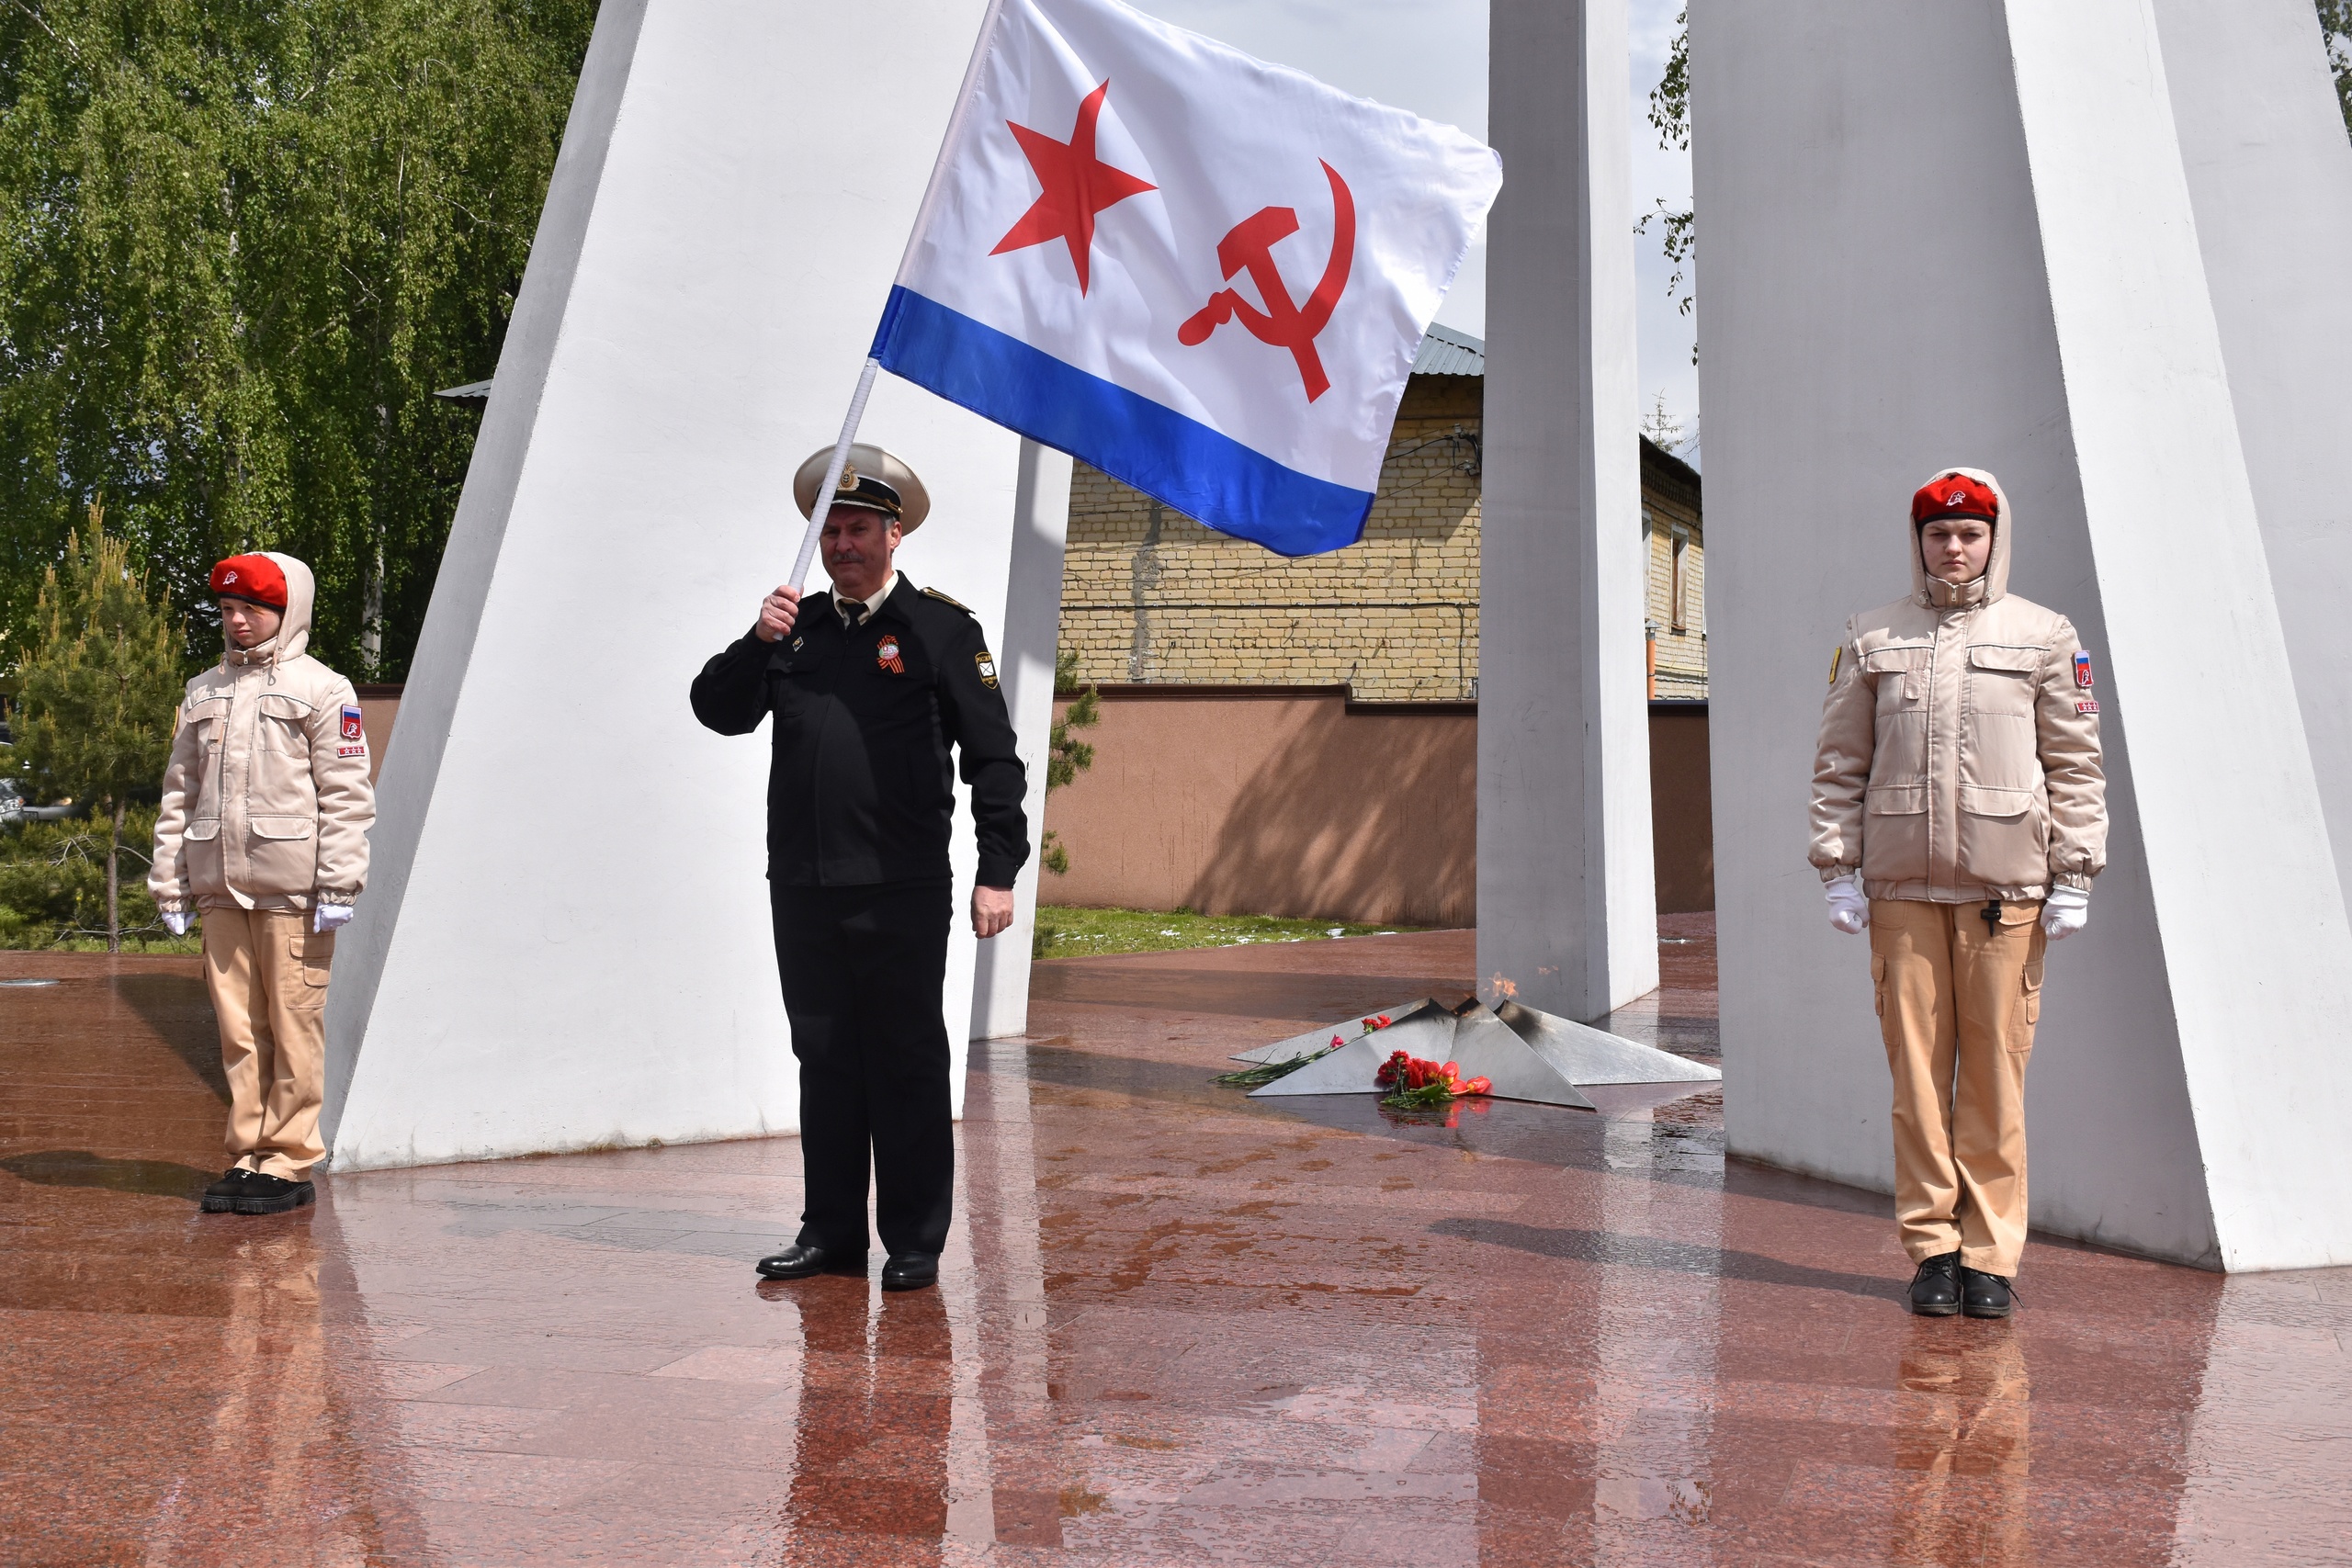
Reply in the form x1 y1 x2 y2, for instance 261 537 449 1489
1810 470 2106 902
150 554 374 914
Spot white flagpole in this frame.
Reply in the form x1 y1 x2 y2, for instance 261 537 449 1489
786 355 883 592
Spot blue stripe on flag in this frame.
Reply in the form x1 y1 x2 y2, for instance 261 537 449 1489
872 288 1374 557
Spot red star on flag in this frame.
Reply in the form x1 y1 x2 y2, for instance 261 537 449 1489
990 80 1156 296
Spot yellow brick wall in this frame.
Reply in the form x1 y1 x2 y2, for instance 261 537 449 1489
1643 478 1708 702
1058 376 1706 702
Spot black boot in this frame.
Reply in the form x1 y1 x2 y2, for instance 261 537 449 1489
881 1253 939 1292
232 1171 316 1215
1961 1267 2016 1319
1908 1251 1962 1316
199 1168 254 1214
754 1243 865 1280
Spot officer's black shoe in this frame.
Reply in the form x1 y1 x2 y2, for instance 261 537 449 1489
199 1168 254 1213
1908 1251 1962 1316
232 1171 316 1215
881 1253 939 1292
1960 1267 2016 1319
754 1243 865 1280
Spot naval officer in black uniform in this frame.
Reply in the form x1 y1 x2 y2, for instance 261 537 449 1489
691 444 1029 1292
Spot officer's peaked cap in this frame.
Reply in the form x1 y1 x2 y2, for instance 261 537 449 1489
793 444 931 534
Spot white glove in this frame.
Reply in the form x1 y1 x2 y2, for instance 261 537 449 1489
313 902 355 934
1825 874 1870 935
161 910 191 937
2042 885 2089 940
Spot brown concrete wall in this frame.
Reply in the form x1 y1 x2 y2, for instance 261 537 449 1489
1648 703 1714 914
1042 688 1478 928
353 684 401 787
1040 690 1716 924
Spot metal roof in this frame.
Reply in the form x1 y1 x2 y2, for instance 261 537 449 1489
1410 322 1485 377
435 378 494 405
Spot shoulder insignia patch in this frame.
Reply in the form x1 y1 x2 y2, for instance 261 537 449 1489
975 650 1000 690
2073 649 2095 689
340 705 365 743
921 586 973 615
2075 700 2099 716
1828 646 1842 688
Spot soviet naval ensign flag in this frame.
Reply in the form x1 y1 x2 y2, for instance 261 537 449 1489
871 0 1502 557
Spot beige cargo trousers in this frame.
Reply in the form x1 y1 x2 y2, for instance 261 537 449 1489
1869 898 2045 1278
202 910 335 1179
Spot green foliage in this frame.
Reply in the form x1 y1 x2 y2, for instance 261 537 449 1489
1212 1049 1328 1088
1635 8 1695 336
0 805 192 950
13 505 182 947
1648 6 1690 152
1031 904 1407 960
0 0 597 679
2323 1 2352 138
1041 647 1101 875
15 505 181 809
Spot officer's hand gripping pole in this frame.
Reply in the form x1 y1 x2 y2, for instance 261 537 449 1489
786 355 884 592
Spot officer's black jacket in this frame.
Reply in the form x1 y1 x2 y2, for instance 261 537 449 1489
690 577 1030 888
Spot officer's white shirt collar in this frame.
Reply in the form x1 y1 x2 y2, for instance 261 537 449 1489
833 570 899 628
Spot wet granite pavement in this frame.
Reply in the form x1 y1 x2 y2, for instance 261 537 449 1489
3 916 2348 1565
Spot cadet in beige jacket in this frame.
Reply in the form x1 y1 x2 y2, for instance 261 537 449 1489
1811 469 2106 1319
151 553 374 1215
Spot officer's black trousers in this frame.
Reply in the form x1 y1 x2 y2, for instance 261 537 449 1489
770 879 955 1258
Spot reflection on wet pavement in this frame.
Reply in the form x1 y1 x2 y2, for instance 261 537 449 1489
4 931 2350 1564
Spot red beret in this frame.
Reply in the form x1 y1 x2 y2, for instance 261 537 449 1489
1911 472 1999 526
211 554 288 609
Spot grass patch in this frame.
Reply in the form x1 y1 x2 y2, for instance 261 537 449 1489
1033 904 1409 959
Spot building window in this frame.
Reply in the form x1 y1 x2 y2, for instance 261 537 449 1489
1670 525 1690 631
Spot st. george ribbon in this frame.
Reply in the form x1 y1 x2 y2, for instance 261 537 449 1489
787 0 1501 587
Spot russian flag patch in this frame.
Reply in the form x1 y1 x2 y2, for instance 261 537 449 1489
2073 651 2095 689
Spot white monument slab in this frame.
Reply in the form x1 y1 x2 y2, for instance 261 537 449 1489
323 0 1044 1168
1495 999 1718 1087
1479 0 1660 1022
1691 0 2352 1269
970 439 1073 1043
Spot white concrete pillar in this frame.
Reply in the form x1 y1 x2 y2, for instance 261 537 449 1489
971 438 1073 1042
1692 0 2352 1269
322 0 1032 1168
1479 0 1660 1022
2154 0 2352 923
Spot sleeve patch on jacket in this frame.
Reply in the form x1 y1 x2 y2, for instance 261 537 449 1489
341 705 365 741
975 650 1000 689
1827 646 1842 688
338 743 368 757
2075 700 2099 715
2073 651 2095 689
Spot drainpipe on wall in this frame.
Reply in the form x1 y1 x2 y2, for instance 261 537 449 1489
1645 618 1660 700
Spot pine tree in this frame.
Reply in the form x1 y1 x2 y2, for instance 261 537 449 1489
15 504 183 951
1041 648 1102 876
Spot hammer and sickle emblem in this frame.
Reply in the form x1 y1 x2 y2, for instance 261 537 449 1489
1177 161 1356 402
